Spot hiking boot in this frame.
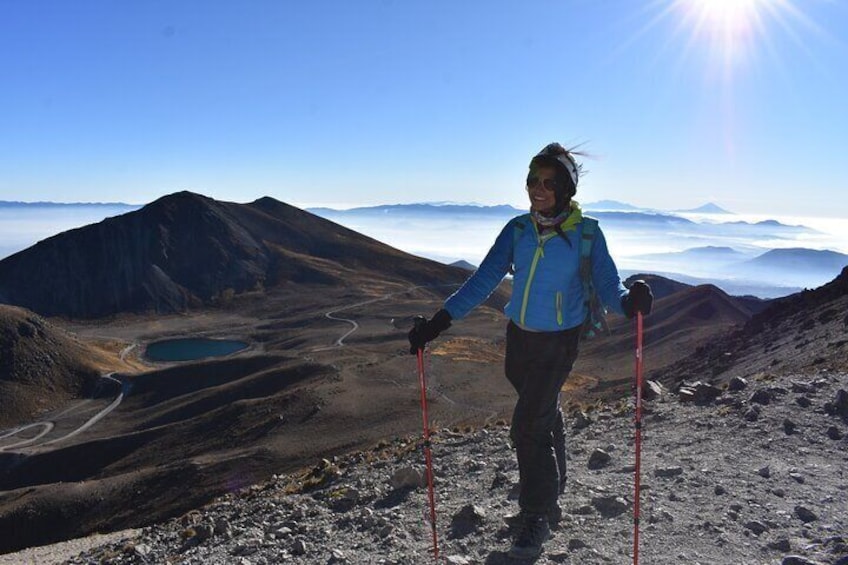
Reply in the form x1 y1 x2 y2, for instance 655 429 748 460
508 513 550 560
548 502 562 524
504 504 562 529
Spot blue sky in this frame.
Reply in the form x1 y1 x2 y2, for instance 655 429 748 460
1 0 846 217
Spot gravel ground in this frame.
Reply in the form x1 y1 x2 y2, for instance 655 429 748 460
0 530 140 565
48 370 848 565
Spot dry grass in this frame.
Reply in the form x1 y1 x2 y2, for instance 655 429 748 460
84 339 148 373
430 337 502 363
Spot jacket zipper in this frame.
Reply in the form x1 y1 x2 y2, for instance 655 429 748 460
519 227 557 326
556 291 563 326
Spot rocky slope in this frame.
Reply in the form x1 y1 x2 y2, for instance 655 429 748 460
574 283 754 404
0 305 120 427
652 267 848 389
60 369 848 565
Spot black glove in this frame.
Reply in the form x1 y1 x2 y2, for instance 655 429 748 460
622 280 653 318
408 309 452 354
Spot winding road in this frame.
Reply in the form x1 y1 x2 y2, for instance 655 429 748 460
313 285 429 351
0 344 136 452
316 283 500 424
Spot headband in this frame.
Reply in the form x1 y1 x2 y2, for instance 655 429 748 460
552 153 579 188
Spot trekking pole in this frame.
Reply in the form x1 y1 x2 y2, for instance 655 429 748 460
414 317 440 561
633 311 644 565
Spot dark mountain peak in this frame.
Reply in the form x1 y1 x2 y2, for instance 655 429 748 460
250 195 286 208
142 190 224 218
0 192 464 318
690 283 725 295
645 282 753 329
150 190 211 204
678 283 750 311
247 196 306 219
450 259 477 272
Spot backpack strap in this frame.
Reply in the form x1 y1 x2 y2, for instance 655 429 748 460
509 214 531 275
579 217 597 285
579 217 610 338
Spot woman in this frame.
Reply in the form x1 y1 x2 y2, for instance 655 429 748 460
408 142 653 559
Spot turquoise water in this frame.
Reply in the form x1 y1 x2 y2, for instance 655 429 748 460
145 338 248 362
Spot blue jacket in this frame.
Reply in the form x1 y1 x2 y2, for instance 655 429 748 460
444 214 627 331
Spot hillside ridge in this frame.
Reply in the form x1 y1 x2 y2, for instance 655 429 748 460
0 192 466 318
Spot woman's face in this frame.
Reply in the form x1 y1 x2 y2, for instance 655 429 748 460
526 165 557 215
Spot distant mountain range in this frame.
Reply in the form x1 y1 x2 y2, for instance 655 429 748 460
739 248 848 287
631 246 848 291
308 203 522 216
0 200 137 208
0 199 809 233
308 202 813 233
636 246 747 261
581 199 642 211
310 201 834 296
585 201 733 214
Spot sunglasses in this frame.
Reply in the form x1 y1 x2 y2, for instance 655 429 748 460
526 175 559 192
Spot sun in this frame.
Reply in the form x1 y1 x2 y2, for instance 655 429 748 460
683 0 762 33
627 0 817 78
672 0 774 67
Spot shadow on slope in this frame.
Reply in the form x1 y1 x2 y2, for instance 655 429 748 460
0 354 332 554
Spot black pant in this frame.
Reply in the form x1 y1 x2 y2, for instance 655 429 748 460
505 320 580 515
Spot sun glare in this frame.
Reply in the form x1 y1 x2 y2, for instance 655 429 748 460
685 0 761 32
672 0 773 67
621 0 828 84
627 0 815 156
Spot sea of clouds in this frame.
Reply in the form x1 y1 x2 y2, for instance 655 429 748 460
2 203 846 299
